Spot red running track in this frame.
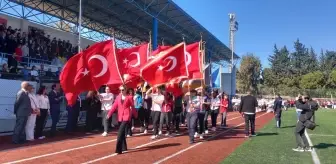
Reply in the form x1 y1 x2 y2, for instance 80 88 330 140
0 111 273 164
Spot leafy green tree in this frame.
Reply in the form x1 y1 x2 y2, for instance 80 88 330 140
300 71 325 89
327 70 336 88
290 39 311 76
237 53 261 93
307 47 319 72
268 45 291 77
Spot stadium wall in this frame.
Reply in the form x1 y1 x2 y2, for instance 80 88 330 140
0 14 96 48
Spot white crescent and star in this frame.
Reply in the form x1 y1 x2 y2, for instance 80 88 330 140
123 52 141 68
88 54 108 78
185 52 191 66
158 56 177 72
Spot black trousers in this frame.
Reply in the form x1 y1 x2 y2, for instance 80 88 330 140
138 107 148 129
295 121 309 148
244 114 256 135
210 109 219 128
204 110 209 130
35 109 48 138
86 109 98 132
50 109 60 135
196 112 205 134
12 116 28 144
116 121 128 154
173 111 182 131
275 109 282 127
152 111 161 135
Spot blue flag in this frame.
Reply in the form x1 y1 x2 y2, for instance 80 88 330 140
211 68 220 88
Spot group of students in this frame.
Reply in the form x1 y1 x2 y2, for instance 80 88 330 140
86 85 230 154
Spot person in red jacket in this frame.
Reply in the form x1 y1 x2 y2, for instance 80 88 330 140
107 85 137 154
220 93 229 128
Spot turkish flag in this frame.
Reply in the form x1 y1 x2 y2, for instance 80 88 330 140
116 43 149 84
186 42 203 79
150 45 171 58
78 40 122 89
60 53 95 105
141 43 188 86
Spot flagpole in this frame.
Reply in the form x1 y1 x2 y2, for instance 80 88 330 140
161 38 165 46
77 0 82 53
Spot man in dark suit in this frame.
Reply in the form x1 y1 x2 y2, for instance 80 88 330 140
48 84 62 136
274 94 283 128
239 90 258 138
12 81 31 144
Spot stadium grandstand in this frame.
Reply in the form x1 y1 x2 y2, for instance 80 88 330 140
0 0 238 135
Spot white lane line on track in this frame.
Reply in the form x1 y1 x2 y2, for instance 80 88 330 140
3 112 241 164
80 113 254 163
82 138 169 164
305 130 321 164
153 112 269 164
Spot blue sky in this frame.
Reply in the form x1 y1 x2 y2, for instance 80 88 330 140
173 0 336 68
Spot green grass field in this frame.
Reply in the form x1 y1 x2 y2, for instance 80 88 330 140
221 109 336 164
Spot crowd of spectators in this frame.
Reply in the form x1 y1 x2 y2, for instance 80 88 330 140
0 25 80 81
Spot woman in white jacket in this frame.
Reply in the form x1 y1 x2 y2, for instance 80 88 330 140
26 85 39 141
35 86 50 139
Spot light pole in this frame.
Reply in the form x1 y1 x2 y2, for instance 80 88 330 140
228 13 238 96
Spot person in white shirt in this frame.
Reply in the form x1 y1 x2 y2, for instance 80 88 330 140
146 87 164 140
99 86 114 137
186 89 201 144
35 86 50 139
210 90 220 131
30 66 39 81
26 85 39 141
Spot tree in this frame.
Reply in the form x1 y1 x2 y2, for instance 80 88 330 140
290 39 311 76
327 70 336 88
300 71 325 89
307 47 319 72
237 53 261 93
268 45 291 77
262 68 277 88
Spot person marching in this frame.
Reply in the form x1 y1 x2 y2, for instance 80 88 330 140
273 94 283 128
134 88 145 133
186 89 201 144
126 88 135 137
220 94 229 128
106 85 137 154
210 90 220 132
146 86 164 140
99 86 114 137
159 92 173 136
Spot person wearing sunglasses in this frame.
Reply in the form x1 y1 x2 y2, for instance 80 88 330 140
106 85 137 154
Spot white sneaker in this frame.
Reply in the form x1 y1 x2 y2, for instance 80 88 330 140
131 127 135 131
165 132 170 136
150 135 158 140
159 131 162 135
38 136 45 139
152 129 155 132
102 132 108 137
127 135 131 137
211 127 216 132
200 134 204 139
143 129 148 134
205 130 209 134
194 132 198 138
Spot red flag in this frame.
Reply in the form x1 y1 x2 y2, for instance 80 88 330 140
140 43 188 86
77 40 122 89
186 42 203 79
150 45 171 59
116 43 149 84
166 83 183 97
60 53 95 105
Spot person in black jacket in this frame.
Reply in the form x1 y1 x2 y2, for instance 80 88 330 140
273 95 283 128
293 94 318 152
85 91 101 133
239 90 258 137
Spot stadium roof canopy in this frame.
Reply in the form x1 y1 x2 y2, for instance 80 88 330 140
6 0 239 62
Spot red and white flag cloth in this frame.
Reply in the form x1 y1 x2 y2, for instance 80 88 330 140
115 43 149 85
140 42 189 86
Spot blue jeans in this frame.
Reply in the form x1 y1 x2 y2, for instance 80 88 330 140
296 110 301 120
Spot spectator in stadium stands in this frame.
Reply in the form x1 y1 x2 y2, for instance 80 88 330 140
65 95 81 134
239 90 258 138
55 67 62 77
85 91 101 134
274 94 283 128
35 86 50 140
21 42 29 64
39 64 46 77
21 32 27 45
45 68 53 78
21 65 30 80
30 66 39 81
14 44 23 62
12 81 31 144
1 63 10 79
99 86 114 137
48 84 62 137
26 85 39 141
